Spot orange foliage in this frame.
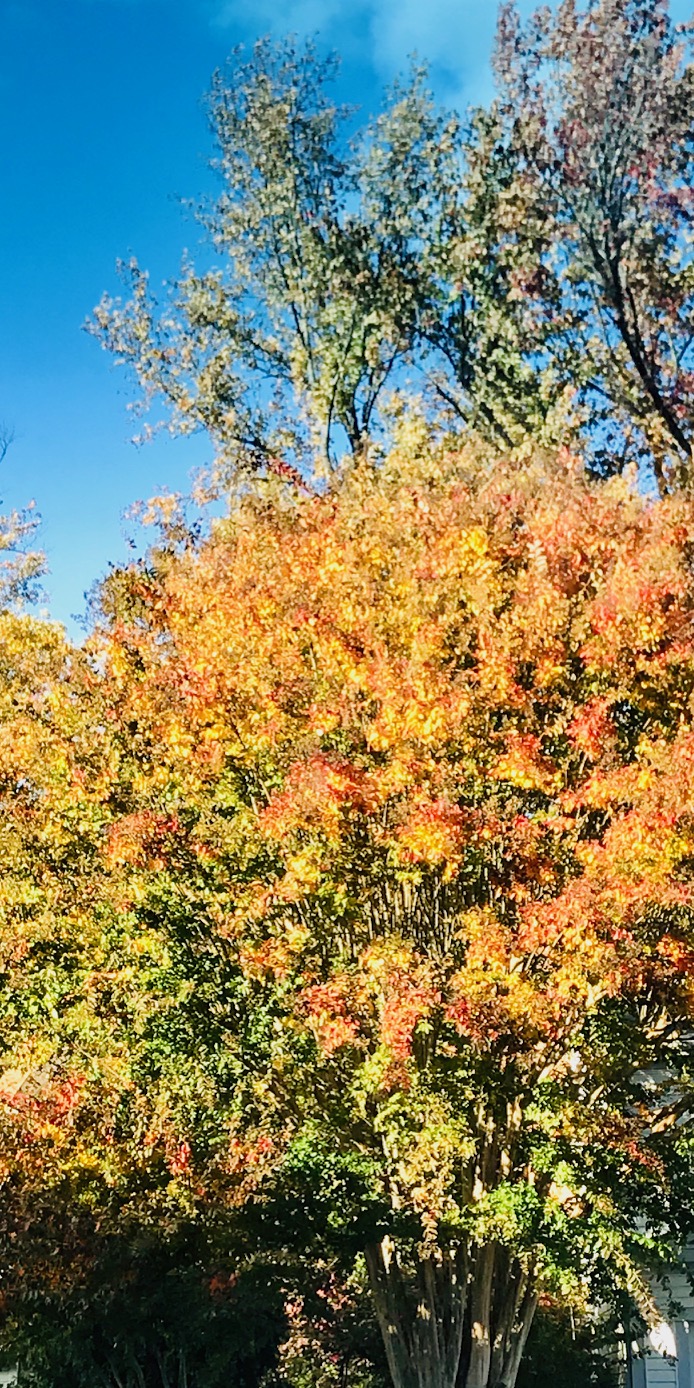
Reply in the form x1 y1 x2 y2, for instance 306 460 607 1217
92 444 694 1221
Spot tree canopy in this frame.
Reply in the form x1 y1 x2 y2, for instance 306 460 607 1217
91 0 694 493
18 434 689 1388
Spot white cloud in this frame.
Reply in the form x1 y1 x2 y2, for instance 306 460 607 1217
212 0 368 44
211 0 499 105
367 0 497 103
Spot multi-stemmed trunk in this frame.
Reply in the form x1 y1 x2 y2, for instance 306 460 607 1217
464 1245 538 1388
365 1238 468 1388
365 1239 537 1388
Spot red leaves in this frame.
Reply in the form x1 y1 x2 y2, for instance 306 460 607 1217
107 811 181 869
226 1133 277 1201
378 966 439 1070
261 754 379 843
568 698 616 762
492 733 558 793
395 796 469 872
300 948 440 1088
657 934 694 975
168 1140 192 1176
301 978 362 1056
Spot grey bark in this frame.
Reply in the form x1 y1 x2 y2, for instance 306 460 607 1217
365 1238 469 1388
494 1288 538 1388
366 1236 538 1388
463 1246 538 1388
464 1245 496 1388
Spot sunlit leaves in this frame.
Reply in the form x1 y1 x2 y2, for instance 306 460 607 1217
83 438 694 1308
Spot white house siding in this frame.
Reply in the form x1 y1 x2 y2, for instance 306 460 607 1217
637 1363 680 1388
633 1250 694 1387
674 1324 694 1388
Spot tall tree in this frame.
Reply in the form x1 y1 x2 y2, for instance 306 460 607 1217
489 0 694 491
90 8 694 491
88 39 567 476
82 437 694 1388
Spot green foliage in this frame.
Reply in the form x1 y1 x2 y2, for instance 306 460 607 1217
91 3 694 495
0 1220 285 1388
88 38 567 476
516 1303 619 1388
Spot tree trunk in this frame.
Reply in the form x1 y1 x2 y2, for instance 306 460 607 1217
463 1244 495 1388
494 1288 537 1388
366 1238 538 1388
365 1238 469 1388
461 1247 538 1388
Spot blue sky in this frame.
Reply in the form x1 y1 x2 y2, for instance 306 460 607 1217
1 0 691 632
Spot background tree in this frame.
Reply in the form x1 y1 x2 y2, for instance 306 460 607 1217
489 0 694 491
0 429 45 606
90 42 450 470
90 4 694 490
88 39 569 476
